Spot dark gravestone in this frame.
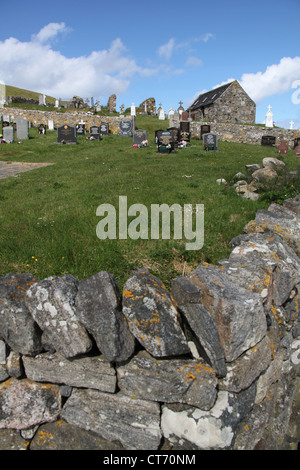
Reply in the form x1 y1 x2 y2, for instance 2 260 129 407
119 120 133 137
201 124 211 139
38 124 46 135
278 140 288 154
156 130 175 153
89 126 101 140
203 133 218 151
295 144 300 157
100 122 109 136
133 129 147 146
179 121 190 142
261 135 276 146
181 111 188 121
76 123 85 136
167 127 180 148
293 137 300 149
57 125 77 144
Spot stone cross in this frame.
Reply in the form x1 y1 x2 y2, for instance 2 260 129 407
290 120 294 129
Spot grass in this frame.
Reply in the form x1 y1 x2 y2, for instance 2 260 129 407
0 114 299 290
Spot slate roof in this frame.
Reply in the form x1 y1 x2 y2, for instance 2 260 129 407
189 82 233 111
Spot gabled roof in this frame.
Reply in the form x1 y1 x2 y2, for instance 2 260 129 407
189 82 233 111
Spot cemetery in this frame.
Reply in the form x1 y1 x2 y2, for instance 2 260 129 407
0 89 300 450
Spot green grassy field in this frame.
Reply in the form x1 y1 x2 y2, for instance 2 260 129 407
0 115 299 289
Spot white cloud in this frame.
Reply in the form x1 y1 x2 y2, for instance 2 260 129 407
31 22 71 43
185 56 203 67
0 24 156 100
158 38 175 61
240 57 300 103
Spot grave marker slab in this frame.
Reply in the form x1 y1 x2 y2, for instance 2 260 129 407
119 120 133 137
48 120 54 130
133 129 147 146
167 127 180 148
15 118 29 140
100 122 109 136
38 124 46 135
278 140 288 154
179 121 190 142
261 135 276 146
3 126 14 143
156 130 175 153
203 133 218 150
201 124 211 139
89 125 101 140
57 125 77 144
76 123 86 136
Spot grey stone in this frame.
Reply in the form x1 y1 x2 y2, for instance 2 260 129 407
0 364 9 382
122 269 190 357
23 352 116 393
172 277 226 377
2 126 14 143
117 350 218 410
75 271 135 362
62 388 162 450
219 335 272 393
0 378 61 430
15 117 29 140
0 428 30 450
6 351 23 378
161 382 256 450
25 275 92 358
244 203 300 257
283 195 300 216
245 164 260 175
262 157 286 174
0 273 42 356
186 264 267 362
30 420 125 450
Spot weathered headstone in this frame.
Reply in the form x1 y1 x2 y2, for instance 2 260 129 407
179 121 190 142
107 94 116 112
278 140 288 154
295 144 300 157
119 120 133 137
39 94 46 106
99 122 109 136
201 124 211 139
158 109 165 120
0 81 6 107
3 126 14 143
48 120 54 130
156 130 175 153
57 125 77 144
38 124 46 135
261 135 276 146
181 111 189 121
265 105 273 128
76 123 86 136
133 129 147 146
203 133 218 150
167 127 180 148
89 125 101 140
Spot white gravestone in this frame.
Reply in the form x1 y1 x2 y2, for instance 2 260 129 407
0 81 6 107
265 105 273 128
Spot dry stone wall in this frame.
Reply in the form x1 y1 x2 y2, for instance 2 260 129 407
0 106 133 135
191 121 299 148
0 196 300 451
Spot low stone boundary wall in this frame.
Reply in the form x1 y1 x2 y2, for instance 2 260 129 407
0 106 133 135
191 121 300 148
0 196 300 450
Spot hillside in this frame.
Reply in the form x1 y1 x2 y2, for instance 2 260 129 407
5 84 56 105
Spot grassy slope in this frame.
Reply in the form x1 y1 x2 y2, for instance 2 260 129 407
0 114 299 289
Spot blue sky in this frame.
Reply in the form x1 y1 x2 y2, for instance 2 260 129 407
0 0 300 129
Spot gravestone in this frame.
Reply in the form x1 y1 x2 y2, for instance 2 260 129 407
3 126 14 143
119 120 133 137
181 111 188 121
39 94 46 106
265 105 273 128
293 137 300 149
3 115 10 123
295 144 300 157
38 124 46 135
89 126 101 140
57 125 77 144
0 81 5 106
100 122 109 136
278 140 288 154
48 120 54 130
158 109 165 120
167 127 180 148
15 118 29 140
203 133 218 151
201 124 211 139
76 123 86 136
133 129 147 146
179 121 190 142
261 135 276 146
156 130 175 153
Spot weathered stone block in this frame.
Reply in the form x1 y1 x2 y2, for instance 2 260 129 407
75 271 135 363
62 388 161 450
122 269 189 357
117 350 217 410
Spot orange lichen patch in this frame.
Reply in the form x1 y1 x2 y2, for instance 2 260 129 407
244 425 250 431
270 343 275 359
123 290 134 299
